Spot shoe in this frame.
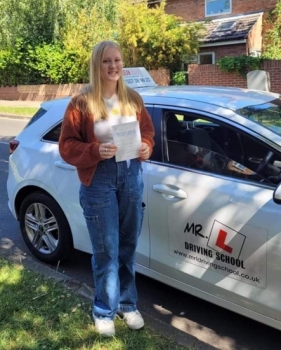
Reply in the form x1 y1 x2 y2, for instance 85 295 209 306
93 315 115 336
118 310 144 330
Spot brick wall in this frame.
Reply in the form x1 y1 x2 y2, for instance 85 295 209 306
262 60 281 92
0 69 170 101
1 63 280 101
188 63 247 87
165 0 278 21
0 84 85 101
200 44 246 62
188 60 281 94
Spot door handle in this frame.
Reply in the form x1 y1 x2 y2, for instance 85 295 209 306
54 161 76 170
153 184 187 199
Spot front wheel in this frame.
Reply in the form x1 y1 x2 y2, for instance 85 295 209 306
19 191 73 263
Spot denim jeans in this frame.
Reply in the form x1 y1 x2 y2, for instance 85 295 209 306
79 158 144 320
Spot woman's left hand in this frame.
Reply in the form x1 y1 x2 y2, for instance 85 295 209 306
139 142 150 160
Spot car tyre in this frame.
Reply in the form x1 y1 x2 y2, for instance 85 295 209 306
19 191 73 263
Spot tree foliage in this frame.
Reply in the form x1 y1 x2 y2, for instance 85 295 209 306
0 0 203 85
0 0 61 47
116 0 205 71
217 55 262 77
61 2 118 81
263 0 281 59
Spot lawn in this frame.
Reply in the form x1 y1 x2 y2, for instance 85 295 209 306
0 106 38 116
0 257 190 350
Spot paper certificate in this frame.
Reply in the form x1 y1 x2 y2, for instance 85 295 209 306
112 121 141 162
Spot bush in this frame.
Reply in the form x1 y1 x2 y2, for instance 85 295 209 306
171 71 187 85
28 43 86 84
0 41 88 85
217 55 262 77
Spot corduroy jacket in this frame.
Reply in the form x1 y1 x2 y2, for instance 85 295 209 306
59 96 155 186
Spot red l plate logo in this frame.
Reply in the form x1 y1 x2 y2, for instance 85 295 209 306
216 229 233 254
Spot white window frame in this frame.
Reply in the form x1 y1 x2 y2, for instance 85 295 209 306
205 0 232 17
198 52 215 64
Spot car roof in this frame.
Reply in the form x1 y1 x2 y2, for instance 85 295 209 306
135 85 280 111
40 86 279 113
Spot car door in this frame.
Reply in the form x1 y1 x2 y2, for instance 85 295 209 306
147 106 281 325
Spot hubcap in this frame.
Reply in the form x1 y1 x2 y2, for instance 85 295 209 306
25 202 59 254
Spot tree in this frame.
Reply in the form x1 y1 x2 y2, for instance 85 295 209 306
263 0 281 59
116 0 205 72
0 0 61 48
0 0 204 84
61 1 118 82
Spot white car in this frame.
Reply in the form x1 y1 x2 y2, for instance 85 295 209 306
7 84 281 332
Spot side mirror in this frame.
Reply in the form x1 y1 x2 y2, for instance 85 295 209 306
273 183 281 204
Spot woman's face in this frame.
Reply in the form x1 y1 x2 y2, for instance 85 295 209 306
101 46 123 84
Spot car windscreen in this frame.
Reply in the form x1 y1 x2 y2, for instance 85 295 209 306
236 98 281 136
24 107 48 129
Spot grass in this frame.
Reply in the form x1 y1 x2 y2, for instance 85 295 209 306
0 106 38 116
0 257 190 350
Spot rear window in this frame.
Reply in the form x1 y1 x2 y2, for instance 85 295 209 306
43 123 61 142
24 107 48 128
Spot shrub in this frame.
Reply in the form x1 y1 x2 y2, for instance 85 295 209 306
171 71 187 85
217 55 262 77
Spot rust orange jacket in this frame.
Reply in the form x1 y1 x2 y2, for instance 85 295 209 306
59 96 155 186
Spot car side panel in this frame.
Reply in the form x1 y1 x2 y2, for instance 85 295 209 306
145 104 281 330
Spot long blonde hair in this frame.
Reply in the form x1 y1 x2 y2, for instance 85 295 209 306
76 40 143 121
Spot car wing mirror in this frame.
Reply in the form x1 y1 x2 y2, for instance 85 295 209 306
273 183 281 204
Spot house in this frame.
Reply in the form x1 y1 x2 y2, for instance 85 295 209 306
164 0 279 63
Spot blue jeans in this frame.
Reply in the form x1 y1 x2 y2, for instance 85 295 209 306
79 158 144 320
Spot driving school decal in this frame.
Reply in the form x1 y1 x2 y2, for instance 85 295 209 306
169 219 267 289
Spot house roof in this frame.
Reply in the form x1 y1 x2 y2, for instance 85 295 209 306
201 13 263 43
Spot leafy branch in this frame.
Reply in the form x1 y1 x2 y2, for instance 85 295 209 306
217 55 262 77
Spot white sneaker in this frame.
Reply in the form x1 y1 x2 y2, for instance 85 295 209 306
118 310 144 330
93 316 115 336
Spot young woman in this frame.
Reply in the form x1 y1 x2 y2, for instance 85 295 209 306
59 40 155 336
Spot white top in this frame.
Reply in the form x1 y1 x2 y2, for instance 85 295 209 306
94 94 137 143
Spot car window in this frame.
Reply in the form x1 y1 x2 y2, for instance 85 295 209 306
43 123 61 142
164 111 281 186
237 99 281 136
24 107 48 128
41 105 155 145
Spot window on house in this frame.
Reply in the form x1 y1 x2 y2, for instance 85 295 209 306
205 0 231 17
198 52 215 64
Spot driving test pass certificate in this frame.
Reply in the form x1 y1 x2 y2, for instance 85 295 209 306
112 121 141 162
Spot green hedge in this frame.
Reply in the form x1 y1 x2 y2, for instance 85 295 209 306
0 41 88 86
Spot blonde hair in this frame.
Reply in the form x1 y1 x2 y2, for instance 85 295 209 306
76 40 143 121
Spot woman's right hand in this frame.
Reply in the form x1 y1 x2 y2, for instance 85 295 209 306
99 143 117 159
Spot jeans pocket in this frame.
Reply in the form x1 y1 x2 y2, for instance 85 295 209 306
80 192 110 209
